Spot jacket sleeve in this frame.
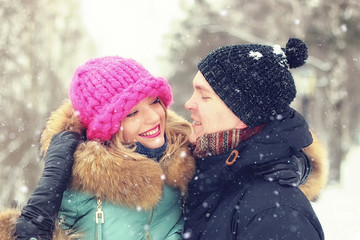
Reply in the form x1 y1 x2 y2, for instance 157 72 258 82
0 209 78 240
236 206 323 240
15 131 81 240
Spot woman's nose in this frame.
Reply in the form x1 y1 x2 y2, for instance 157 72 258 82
145 108 160 123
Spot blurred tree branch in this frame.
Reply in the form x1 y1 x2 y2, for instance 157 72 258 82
0 0 95 208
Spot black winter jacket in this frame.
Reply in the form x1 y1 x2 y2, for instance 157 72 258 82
184 108 324 240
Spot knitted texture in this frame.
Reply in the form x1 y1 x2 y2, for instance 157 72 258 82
198 38 308 127
192 125 265 158
69 56 172 141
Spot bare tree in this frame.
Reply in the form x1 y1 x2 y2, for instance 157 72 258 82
0 0 95 208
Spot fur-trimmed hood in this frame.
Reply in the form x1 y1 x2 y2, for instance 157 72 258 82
40 100 196 210
300 130 329 201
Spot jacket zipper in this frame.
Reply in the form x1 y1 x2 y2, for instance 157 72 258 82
96 198 104 240
95 199 154 240
145 208 154 240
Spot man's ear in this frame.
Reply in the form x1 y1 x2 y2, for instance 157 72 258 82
235 120 248 129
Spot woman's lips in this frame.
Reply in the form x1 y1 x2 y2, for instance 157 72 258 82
139 124 161 138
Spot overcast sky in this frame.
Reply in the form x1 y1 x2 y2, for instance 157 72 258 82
79 0 183 76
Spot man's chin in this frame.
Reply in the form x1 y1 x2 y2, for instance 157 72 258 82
189 133 198 144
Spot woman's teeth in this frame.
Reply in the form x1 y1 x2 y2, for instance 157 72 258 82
140 126 159 136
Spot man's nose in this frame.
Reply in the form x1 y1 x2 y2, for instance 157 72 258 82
184 95 195 110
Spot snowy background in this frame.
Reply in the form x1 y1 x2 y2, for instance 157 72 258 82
1 1 359 239
79 0 184 76
312 147 360 240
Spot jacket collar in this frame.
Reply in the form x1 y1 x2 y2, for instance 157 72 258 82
134 137 167 160
189 107 328 203
194 107 312 179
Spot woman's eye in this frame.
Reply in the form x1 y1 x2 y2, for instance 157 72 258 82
152 97 161 104
126 111 138 118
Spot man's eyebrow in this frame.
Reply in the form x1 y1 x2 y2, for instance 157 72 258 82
194 84 211 93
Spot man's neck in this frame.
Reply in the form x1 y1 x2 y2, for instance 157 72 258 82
192 125 265 158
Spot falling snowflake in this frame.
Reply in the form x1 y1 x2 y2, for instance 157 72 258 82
183 231 192 239
249 51 263 60
341 24 347 32
143 224 149 230
273 45 289 68
20 185 28 193
273 45 284 55
219 9 228 16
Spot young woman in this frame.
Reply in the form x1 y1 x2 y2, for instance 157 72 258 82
0 56 196 240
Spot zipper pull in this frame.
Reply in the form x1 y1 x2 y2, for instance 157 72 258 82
96 198 104 224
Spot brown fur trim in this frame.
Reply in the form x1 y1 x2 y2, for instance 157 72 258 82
161 111 196 195
53 225 83 240
162 145 195 196
300 131 329 201
71 141 165 210
0 209 20 240
40 100 85 154
0 208 81 240
40 101 195 210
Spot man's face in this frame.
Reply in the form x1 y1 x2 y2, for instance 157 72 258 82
185 71 247 143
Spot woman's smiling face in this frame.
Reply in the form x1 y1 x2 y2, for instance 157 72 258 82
120 96 166 149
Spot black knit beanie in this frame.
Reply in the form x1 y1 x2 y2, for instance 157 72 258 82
198 38 308 127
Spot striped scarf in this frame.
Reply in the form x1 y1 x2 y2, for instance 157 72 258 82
192 125 265 158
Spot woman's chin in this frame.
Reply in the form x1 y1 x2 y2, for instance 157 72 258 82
140 136 165 149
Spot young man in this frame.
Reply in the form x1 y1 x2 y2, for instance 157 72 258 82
183 38 324 239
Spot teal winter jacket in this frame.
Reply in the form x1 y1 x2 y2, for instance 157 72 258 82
59 184 184 240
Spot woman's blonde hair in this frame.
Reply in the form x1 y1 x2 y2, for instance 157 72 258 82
107 101 192 162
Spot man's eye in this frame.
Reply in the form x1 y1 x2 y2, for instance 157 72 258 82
126 111 138 118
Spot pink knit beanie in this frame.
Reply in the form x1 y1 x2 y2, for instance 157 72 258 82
69 56 172 141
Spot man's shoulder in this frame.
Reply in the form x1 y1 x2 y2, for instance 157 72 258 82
236 179 310 215
232 179 323 239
